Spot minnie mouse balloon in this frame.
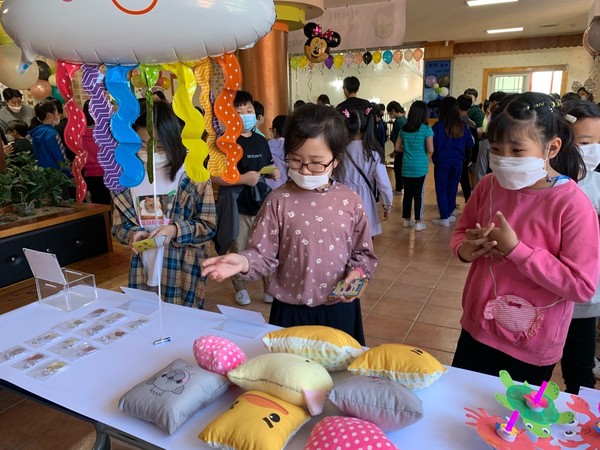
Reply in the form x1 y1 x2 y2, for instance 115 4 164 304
303 22 341 63
0 0 275 68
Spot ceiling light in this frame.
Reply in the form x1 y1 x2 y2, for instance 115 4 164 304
466 0 517 6
486 27 524 34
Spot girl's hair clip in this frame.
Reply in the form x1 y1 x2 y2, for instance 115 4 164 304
342 109 350 118
565 114 577 123
525 99 560 112
365 106 372 115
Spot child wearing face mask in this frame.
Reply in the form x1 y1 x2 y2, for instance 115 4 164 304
29 99 69 170
559 99 600 394
111 101 217 309
450 92 600 386
211 90 280 306
202 104 378 344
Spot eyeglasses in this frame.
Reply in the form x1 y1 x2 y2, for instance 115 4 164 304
285 158 335 174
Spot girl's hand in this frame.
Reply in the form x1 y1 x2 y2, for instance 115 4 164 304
241 171 261 187
270 167 281 181
487 211 519 255
148 224 177 244
458 222 497 262
129 230 149 255
201 254 249 282
336 269 366 303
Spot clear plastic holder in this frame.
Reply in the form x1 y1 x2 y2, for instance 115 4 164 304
28 330 62 348
50 341 99 361
47 337 82 357
12 352 49 370
1 345 28 362
54 318 88 333
83 307 109 321
125 318 150 331
97 329 128 345
79 321 108 338
28 359 69 380
103 312 128 325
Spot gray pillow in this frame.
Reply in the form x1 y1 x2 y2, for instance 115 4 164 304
118 358 230 434
328 375 424 431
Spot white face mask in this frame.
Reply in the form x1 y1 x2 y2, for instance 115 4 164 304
489 153 548 190
138 150 169 168
288 168 331 190
579 143 600 172
8 105 22 114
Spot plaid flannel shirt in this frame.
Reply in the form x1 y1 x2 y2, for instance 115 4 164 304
112 174 217 308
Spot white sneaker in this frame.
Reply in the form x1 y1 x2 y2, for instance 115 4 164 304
448 215 457 223
451 209 459 217
415 222 427 232
235 290 251 306
263 294 274 304
432 218 450 227
594 357 600 380
403 219 415 228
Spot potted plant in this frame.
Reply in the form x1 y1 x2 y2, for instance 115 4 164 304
0 152 74 216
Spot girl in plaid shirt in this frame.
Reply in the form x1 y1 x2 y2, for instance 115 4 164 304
112 102 217 308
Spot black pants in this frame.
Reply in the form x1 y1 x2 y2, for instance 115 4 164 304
459 149 472 203
561 317 596 394
452 329 555 386
393 152 403 192
402 175 426 220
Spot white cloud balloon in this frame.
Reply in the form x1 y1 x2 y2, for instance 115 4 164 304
0 0 275 68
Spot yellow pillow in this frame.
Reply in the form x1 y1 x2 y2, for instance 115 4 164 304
262 325 364 371
198 390 310 450
227 353 333 415
347 343 447 390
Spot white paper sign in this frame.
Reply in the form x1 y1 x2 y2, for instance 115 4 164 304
214 304 267 339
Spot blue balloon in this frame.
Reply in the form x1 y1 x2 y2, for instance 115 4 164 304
382 50 393 65
424 88 439 103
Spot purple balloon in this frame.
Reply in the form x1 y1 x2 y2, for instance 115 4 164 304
324 54 334 69
425 75 438 88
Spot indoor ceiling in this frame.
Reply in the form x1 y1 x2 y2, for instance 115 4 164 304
323 0 593 44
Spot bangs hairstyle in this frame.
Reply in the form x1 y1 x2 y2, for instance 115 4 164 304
488 92 585 181
284 103 348 178
134 101 186 182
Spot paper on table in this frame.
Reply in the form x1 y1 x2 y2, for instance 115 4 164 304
214 304 267 339
118 287 160 315
23 248 66 284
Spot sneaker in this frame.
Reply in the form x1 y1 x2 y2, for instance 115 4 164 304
234 290 251 306
448 215 457 223
415 222 427 232
432 218 450 227
451 209 459 217
594 357 600 380
403 219 415 228
263 294 274 304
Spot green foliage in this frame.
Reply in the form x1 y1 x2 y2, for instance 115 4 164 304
0 152 73 208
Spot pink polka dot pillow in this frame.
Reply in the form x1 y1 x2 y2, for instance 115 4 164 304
305 416 398 450
192 335 246 376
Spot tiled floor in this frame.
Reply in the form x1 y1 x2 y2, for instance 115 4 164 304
0 172 583 448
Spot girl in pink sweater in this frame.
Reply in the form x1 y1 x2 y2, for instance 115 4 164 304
450 92 600 385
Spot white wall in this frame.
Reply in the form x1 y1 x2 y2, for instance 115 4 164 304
451 46 594 100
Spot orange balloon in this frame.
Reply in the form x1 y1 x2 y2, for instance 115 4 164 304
354 52 363 65
30 79 52 99
392 50 403 64
413 48 423 62
157 76 171 90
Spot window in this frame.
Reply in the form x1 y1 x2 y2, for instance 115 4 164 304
482 65 567 99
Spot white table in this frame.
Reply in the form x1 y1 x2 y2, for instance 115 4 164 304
0 289 585 449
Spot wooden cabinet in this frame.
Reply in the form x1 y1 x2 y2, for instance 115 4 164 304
0 204 112 288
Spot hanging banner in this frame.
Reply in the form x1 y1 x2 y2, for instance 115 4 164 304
288 0 406 54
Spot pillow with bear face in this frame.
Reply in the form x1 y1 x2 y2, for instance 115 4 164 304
118 358 230 434
193 335 247 376
198 390 310 450
328 375 423 431
227 352 333 415
305 416 398 450
262 325 364 371
347 343 446 390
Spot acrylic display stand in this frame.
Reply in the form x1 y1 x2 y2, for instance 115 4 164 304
23 248 97 312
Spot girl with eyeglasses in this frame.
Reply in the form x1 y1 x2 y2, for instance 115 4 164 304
202 104 378 344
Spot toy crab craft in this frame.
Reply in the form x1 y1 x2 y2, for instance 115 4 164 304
495 370 574 438
559 394 600 449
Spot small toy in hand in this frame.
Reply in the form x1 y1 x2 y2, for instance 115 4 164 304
329 278 368 300
303 22 341 63
132 235 167 253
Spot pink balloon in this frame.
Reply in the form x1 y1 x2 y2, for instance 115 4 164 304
30 79 52 99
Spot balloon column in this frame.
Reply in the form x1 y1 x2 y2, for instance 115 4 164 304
0 0 275 201
303 22 341 64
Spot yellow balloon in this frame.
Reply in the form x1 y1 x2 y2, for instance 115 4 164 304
333 54 344 69
299 55 308 69
290 55 299 70
130 74 144 88
372 51 382 64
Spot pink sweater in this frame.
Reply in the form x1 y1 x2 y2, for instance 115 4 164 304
450 174 600 366
240 181 378 307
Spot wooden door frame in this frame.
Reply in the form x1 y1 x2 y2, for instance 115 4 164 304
482 64 568 100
